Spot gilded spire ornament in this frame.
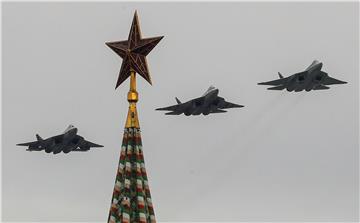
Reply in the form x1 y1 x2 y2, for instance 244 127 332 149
106 10 163 89
106 11 163 223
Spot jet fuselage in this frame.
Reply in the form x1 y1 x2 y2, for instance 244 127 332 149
286 65 327 91
190 88 219 115
156 86 243 116
17 125 103 154
258 60 346 92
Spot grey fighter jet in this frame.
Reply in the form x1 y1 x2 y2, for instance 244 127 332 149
156 86 244 116
17 125 103 154
258 60 347 92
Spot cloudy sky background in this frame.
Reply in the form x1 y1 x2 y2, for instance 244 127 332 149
2 2 359 222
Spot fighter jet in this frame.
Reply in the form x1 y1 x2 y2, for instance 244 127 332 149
258 60 347 92
156 86 244 116
17 125 103 154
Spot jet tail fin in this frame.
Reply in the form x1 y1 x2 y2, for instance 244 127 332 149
175 97 181 104
36 134 43 141
278 72 284 79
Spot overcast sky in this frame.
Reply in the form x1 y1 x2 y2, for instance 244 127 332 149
2 2 359 222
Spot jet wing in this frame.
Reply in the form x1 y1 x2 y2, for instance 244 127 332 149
67 135 103 152
321 72 347 85
209 109 227 113
165 111 183 115
258 77 289 86
17 141 39 147
17 136 55 147
216 97 244 109
313 85 330 90
75 137 103 151
17 136 57 152
17 139 47 151
258 71 309 86
84 140 103 148
222 101 244 109
73 143 103 151
155 103 182 111
156 96 204 112
267 85 286 90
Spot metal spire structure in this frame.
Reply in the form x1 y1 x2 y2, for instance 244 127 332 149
106 11 163 223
